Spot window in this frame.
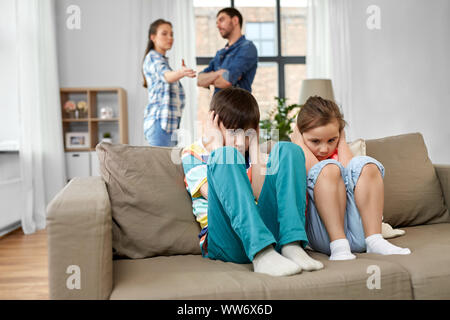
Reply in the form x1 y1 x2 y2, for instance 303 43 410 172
246 22 276 56
194 0 307 127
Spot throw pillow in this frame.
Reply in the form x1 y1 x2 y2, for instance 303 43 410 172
365 132 450 227
349 139 366 157
96 143 201 259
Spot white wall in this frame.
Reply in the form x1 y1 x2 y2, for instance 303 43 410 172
349 0 450 163
55 0 147 145
54 0 197 146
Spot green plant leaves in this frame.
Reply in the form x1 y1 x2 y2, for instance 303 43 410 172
259 97 301 142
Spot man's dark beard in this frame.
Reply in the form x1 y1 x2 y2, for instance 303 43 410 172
221 30 231 39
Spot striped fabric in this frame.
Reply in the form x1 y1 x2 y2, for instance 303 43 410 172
181 140 252 254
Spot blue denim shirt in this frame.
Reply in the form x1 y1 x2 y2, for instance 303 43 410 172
202 35 258 94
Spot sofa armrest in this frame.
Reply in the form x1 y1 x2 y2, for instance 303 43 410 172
46 177 113 299
435 164 450 210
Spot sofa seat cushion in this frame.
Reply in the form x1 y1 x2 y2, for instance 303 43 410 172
109 252 412 300
356 223 450 299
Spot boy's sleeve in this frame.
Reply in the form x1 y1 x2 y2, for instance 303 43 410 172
182 153 207 198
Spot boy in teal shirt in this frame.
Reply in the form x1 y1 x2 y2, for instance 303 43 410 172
182 87 323 276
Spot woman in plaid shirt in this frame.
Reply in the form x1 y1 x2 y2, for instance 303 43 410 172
142 19 196 147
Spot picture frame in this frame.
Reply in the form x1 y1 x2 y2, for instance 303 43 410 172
65 132 90 149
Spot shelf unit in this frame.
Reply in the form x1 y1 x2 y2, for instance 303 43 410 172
60 87 128 151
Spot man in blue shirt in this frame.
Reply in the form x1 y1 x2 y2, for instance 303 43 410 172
197 8 258 94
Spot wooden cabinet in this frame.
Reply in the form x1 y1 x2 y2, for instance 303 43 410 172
60 87 128 152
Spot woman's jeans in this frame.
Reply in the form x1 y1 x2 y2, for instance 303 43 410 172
145 119 177 147
305 156 385 255
205 142 309 264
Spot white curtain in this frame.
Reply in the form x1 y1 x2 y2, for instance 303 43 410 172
16 0 66 234
128 0 198 146
307 0 354 139
306 0 332 79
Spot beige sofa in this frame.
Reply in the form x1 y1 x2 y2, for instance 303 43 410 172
46 133 450 299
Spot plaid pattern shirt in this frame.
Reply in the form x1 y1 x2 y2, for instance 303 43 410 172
143 50 185 135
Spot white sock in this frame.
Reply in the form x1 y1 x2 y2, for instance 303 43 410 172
281 242 323 271
252 246 302 277
365 233 411 255
329 238 356 261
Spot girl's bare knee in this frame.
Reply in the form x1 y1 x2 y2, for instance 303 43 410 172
361 163 381 179
318 163 342 181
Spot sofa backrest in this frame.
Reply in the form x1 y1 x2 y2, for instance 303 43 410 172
97 132 450 259
366 132 450 227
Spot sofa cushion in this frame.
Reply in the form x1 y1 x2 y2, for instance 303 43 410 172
365 132 450 227
349 138 366 157
357 223 450 299
96 143 201 259
109 252 412 300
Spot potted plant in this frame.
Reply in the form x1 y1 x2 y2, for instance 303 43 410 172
63 100 77 118
102 132 112 144
259 97 301 142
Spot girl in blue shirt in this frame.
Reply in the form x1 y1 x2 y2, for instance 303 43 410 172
142 19 196 147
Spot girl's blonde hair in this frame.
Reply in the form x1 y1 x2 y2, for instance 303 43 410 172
296 96 346 133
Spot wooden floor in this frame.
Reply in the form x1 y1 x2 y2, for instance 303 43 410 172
0 227 48 300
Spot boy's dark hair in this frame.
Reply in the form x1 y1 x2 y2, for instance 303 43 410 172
296 96 346 133
217 7 243 29
210 87 260 130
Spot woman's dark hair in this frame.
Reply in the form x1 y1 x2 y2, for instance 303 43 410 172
296 96 346 133
210 87 260 130
142 19 172 88
217 7 243 28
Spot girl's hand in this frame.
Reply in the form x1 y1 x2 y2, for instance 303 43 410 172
290 125 319 173
203 111 223 153
180 59 196 78
337 128 354 167
338 128 347 148
290 125 306 147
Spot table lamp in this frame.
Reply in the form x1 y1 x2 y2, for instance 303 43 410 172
299 79 335 104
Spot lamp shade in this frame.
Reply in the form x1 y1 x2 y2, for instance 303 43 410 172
299 79 335 105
